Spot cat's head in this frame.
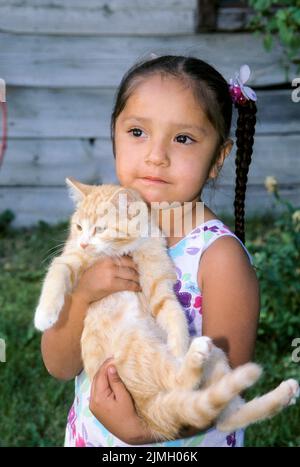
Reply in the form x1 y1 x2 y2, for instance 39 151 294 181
66 177 150 256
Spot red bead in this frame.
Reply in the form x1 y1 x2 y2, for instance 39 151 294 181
229 84 247 105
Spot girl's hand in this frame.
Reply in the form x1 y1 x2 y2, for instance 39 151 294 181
74 255 142 305
89 358 154 445
89 359 207 444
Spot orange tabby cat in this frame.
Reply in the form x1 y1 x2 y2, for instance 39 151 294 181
34 177 299 441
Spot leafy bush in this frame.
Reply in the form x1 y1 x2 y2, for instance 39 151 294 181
0 209 15 235
248 0 300 71
247 177 300 352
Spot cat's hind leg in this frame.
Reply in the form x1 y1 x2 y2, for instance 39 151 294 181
142 362 262 441
216 378 299 432
174 336 213 390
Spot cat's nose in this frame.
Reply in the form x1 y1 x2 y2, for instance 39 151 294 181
80 243 88 249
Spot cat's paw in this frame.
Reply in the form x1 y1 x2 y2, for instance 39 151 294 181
34 296 64 331
279 379 300 406
189 337 213 367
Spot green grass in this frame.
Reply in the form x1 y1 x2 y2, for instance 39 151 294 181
0 214 299 447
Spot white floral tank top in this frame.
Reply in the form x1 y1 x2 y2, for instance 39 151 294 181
64 219 254 447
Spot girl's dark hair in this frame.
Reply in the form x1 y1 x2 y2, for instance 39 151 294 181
110 55 257 244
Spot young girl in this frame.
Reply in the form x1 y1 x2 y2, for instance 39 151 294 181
41 55 260 447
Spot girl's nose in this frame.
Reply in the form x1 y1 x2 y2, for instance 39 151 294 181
145 147 169 166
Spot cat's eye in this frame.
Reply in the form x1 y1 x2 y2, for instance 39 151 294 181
95 226 106 234
76 224 82 231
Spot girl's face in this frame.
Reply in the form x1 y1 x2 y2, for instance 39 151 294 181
114 74 222 206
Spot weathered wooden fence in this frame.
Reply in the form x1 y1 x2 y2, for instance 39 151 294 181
0 0 299 226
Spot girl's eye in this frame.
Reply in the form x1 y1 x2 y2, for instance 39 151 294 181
128 128 194 145
176 134 194 145
128 128 144 138
76 224 82 231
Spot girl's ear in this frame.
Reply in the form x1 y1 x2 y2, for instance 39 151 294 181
65 177 94 205
208 139 233 179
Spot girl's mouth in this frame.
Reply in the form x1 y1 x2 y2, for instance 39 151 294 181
140 177 168 184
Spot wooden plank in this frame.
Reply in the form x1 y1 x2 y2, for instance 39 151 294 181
0 139 117 186
0 1 197 35
4 88 299 138
0 187 75 227
1 184 299 227
0 32 296 87
221 134 300 186
202 184 300 221
6 0 195 5
1 134 300 187
217 7 255 31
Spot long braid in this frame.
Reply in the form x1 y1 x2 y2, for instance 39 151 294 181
234 100 257 244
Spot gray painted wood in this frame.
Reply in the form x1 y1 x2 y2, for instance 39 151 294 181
5 88 300 138
217 7 254 31
0 1 299 226
1 134 299 187
1 184 299 228
0 0 197 35
0 139 115 186
0 32 296 87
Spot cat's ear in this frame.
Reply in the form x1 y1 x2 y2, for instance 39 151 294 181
65 177 93 205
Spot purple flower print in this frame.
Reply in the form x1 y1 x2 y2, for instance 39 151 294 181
173 279 180 293
179 292 192 308
173 280 191 308
203 225 220 233
186 247 200 255
226 432 236 447
173 279 195 331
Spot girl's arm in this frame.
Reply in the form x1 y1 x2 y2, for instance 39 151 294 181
41 290 88 381
199 236 260 368
41 256 141 381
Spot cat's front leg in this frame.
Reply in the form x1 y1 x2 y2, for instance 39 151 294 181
34 252 90 331
133 243 189 357
156 301 190 357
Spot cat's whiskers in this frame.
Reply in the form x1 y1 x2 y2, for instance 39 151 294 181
41 243 66 265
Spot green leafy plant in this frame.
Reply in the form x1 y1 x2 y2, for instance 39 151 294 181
0 209 15 235
248 176 300 351
247 0 300 72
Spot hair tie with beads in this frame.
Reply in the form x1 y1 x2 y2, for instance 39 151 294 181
228 64 257 106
